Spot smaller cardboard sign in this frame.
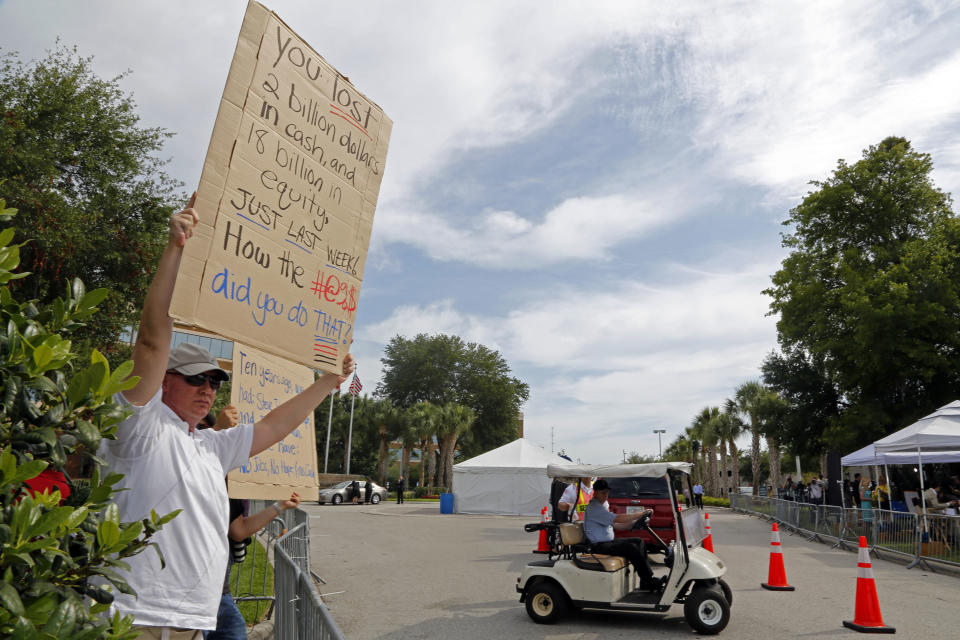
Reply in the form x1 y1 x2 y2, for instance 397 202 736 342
227 342 319 501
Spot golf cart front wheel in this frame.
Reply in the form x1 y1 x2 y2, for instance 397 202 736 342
525 582 568 624
684 585 730 635
718 578 733 607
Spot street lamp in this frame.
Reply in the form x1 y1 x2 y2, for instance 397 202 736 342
653 429 666 460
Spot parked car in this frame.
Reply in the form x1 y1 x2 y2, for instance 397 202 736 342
318 480 387 505
603 475 677 552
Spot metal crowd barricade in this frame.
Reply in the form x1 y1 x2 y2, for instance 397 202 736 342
228 501 345 638
731 493 960 571
274 524 346 640
919 512 960 567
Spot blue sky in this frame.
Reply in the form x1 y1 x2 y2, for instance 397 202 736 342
4 1 960 463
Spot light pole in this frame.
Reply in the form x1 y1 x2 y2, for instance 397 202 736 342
653 429 666 460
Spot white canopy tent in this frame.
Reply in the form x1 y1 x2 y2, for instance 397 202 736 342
841 443 960 466
871 400 960 513
874 401 960 454
452 438 569 516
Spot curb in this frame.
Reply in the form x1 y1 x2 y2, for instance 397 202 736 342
247 619 274 640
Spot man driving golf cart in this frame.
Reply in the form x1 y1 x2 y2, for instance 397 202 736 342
584 479 659 591
518 462 731 634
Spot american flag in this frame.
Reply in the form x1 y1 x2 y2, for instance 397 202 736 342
348 374 363 396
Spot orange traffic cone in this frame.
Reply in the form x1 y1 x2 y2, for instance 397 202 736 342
761 523 795 591
534 505 550 553
703 512 715 552
843 536 895 633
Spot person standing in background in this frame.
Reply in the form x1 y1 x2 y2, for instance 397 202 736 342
692 481 704 509
396 475 406 504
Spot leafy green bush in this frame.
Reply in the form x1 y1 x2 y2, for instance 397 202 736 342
0 198 178 639
702 496 730 508
413 486 446 498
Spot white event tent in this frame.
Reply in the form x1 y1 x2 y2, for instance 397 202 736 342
452 438 569 516
841 443 960 467
871 400 960 512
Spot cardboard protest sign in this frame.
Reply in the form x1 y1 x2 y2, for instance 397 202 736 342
227 342 320 501
170 0 391 374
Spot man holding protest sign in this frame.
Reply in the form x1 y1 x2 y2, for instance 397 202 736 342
98 194 354 637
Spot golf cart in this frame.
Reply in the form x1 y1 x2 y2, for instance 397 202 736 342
517 462 732 634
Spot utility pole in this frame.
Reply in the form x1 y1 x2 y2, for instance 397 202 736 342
653 429 666 460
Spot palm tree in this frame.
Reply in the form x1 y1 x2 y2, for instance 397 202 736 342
688 408 717 493
700 407 720 497
409 401 440 490
721 398 747 495
758 390 790 495
733 381 766 496
436 402 476 490
394 408 418 483
713 411 730 498
368 399 398 484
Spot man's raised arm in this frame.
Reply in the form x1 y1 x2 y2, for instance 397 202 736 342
123 193 199 405
249 354 355 456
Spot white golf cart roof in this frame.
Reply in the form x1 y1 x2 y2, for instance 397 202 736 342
547 462 692 478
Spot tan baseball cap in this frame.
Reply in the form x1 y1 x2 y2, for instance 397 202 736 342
166 343 229 380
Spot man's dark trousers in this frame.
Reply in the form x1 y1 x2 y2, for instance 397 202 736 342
590 539 653 585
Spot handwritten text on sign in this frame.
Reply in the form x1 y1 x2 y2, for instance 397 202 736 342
227 342 320 501
171 1 391 374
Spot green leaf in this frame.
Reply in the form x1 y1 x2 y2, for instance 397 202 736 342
42 599 77 638
23 591 58 620
76 288 108 313
153 509 181 527
0 581 24 616
103 503 119 525
32 344 53 369
75 420 101 450
70 279 86 307
97 521 120 549
66 369 91 406
66 506 88 530
11 460 48 485
116 521 143 547
27 506 73 538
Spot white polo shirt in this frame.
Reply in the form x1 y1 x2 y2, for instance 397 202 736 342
98 390 253 630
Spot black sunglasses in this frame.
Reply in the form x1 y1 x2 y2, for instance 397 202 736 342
174 372 223 390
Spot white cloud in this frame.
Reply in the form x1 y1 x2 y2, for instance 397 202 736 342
363 256 779 463
376 192 687 268
680 2 960 193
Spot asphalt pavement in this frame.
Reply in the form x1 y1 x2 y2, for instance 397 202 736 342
304 502 959 639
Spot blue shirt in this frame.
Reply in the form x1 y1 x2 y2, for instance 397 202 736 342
583 498 617 543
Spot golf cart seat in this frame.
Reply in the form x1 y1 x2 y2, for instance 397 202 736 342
557 523 627 572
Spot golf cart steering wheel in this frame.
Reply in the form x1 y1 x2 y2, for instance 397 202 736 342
630 510 652 530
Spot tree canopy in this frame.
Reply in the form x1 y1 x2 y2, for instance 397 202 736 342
764 136 960 451
0 46 180 364
377 333 529 459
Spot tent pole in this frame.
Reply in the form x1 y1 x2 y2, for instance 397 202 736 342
917 446 927 532
884 463 891 504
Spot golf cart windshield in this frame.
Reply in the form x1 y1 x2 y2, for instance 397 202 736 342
681 508 707 547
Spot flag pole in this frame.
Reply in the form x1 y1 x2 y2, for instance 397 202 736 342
346 366 357 475
324 385 335 474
